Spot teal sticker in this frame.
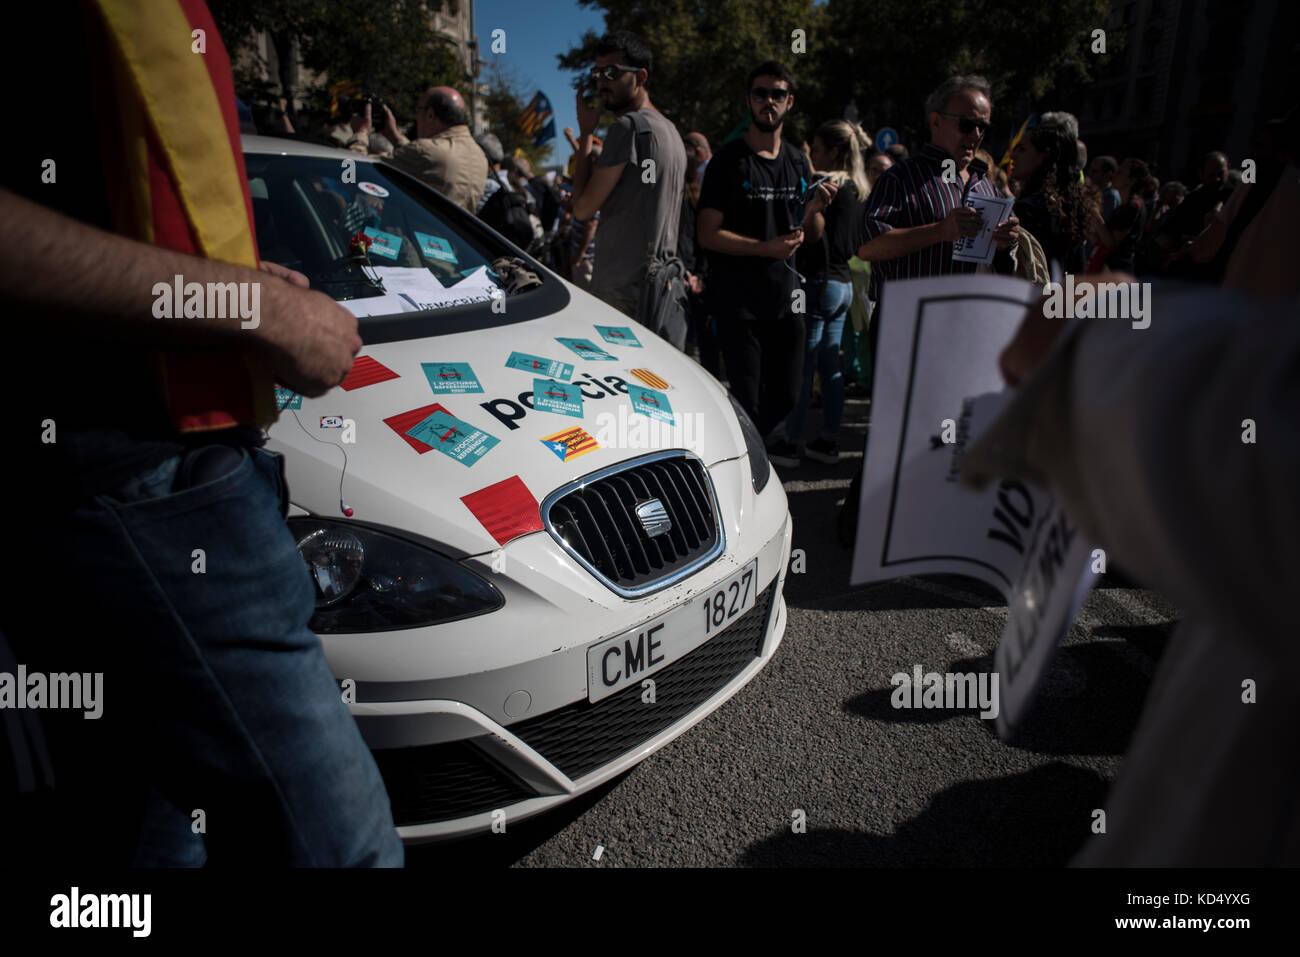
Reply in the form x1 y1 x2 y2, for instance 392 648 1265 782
406 410 498 465
596 325 642 347
505 352 574 381
556 337 617 361
629 385 674 425
422 362 483 394
363 227 403 260
274 386 302 410
415 231 457 263
533 378 584 418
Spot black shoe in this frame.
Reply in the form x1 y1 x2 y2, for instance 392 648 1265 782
805 436 839 464
766 438 800 468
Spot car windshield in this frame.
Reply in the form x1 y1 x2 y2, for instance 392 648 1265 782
244 152 514 319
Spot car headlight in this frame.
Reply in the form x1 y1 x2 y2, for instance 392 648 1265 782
289 517 503 634
727 393 771 494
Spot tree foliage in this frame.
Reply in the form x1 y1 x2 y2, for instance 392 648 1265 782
557 0 824 147
558 0 1114 153
210 0 463 129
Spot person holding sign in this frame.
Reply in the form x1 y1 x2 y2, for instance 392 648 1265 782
966 278 1300 865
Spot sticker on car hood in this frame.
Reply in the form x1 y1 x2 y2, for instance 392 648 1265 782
628 385 674 425
461 475 543 545
628 368 671 391
406 409 499 465
274 386 302 409
556 337 617 361
541 426 600 462
595 325 642 347
422 362 483 394
533 379 584 418
505 351 574 381
340 355 400 391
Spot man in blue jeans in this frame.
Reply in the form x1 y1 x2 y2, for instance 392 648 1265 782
1 1 401 866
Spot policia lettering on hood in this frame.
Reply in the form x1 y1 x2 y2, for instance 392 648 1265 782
481 373 629 429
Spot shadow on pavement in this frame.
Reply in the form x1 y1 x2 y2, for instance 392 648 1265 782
738 762 1110 866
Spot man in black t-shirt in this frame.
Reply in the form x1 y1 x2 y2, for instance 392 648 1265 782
698 60 836 445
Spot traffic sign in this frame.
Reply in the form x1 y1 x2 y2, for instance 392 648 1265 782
875 127 899 151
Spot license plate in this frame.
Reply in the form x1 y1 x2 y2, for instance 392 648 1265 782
587 560 759 703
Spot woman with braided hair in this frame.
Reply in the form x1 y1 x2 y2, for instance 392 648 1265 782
1009 117 1093 274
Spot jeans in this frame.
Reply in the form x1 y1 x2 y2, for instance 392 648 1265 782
12 430 403 867
717 312 806 439
785 278 851 442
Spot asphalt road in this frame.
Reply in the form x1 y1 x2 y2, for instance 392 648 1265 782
408 392 1180 868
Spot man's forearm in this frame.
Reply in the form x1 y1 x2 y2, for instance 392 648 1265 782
572 134 597 202
699 225 769 257
0 188 271 346
856 222 945 261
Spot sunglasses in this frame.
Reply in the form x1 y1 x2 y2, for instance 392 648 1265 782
589 64 640 81
750 86 791 104
937 112 989 135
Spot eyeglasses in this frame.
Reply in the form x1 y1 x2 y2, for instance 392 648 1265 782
589 64 640 81
750 86 791 104
938 112 989 136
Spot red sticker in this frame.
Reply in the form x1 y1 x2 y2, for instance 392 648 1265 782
341 355 400 391
461 476 543 546
384 403 450 452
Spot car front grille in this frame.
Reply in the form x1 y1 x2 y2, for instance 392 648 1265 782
373 580 779 828
371 739 533 828
542 452 723 597
509 579 776 780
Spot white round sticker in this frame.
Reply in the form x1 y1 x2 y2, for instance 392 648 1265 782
358 182 389 198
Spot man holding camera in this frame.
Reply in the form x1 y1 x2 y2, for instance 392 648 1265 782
363 87 487 213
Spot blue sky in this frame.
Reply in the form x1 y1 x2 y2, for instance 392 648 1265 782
474 0 608 166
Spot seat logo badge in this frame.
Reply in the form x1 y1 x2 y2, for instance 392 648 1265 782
635 499 672 538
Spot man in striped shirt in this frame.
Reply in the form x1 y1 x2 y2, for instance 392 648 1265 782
857 75 1020 294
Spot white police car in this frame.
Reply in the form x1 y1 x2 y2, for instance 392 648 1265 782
245 135 792 841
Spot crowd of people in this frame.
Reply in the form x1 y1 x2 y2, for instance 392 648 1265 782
278 30 1277 475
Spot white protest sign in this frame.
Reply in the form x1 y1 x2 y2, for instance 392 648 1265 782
952 193 1014 265
850 274 1098 739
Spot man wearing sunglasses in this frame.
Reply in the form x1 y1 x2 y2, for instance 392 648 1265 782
858 74 1020 294
697 60 836 447
571 30 685 321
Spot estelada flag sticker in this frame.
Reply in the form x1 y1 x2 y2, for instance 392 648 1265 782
461 475 543 545
541 426 599 462
384 402 451 452
341 355 400 391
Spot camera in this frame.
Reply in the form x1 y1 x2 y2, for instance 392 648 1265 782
343 93 387 122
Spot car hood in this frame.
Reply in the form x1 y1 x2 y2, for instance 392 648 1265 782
266 284 747 557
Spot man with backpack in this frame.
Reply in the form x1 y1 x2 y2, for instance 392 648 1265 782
570 30 686 343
